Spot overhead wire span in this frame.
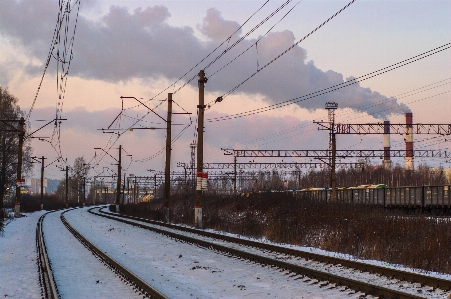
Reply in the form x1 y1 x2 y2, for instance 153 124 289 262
112 0 300 159
26 0 82 167
203 0 298 74
123 0 271 112
26 0 81 121
220 80 450 151
208 43 451 122
209 0 302 79
207 0 358 107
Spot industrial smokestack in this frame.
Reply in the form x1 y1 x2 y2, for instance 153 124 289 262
383 120 391 169
405 113 414 170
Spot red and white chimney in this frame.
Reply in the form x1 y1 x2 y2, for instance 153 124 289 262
383 120 391 169
405 113 414 170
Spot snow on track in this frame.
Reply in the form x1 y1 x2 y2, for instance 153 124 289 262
0 211 45 299
64 207 357 299
95 210 451 298
42 210 143 299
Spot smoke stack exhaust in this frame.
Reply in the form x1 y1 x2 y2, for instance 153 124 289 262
405 113 414 170
383 120 391 169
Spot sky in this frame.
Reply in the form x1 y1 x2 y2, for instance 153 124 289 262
0 0 450 183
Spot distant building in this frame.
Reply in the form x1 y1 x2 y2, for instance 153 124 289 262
26 178 47 195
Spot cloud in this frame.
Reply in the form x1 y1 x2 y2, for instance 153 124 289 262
0 0 410 118
198 8 241 42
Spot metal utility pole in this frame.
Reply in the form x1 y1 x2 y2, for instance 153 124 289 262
163 93 172 222
65 166 69 208
195 70 207 228
116 145 122 212
40 156 46 210
14 117 25 217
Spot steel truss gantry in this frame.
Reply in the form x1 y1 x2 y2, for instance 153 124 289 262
222 149 451 159
332 123 451 135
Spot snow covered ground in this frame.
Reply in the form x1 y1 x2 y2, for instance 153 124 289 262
42 210 143 299
65 207 355 298
96 209 451 298
0 210 46 299
1 207 450 299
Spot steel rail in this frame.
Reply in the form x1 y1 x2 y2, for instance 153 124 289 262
60 209 169 299
36 212 59 299
97 208 451 290
92 208 435 299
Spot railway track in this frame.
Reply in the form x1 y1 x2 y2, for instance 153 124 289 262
36 212 59 299
93 207 451 299
36 209 169 299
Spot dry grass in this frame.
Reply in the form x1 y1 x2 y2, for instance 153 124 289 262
122 192 451 274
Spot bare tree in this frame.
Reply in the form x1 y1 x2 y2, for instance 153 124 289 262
0 87 33 210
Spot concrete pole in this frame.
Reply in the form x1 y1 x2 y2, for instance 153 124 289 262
83 177 86 207
195 70 207 228
233 156 237 196
93 177 96 205
65 166 69 208
163 93 172 222
116 145 122 212
134 177 137 203
40 156 45 210
14 117 25 217
184 167 188 195
154 174 157 201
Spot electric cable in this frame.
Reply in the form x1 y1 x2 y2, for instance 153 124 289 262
208 43 451 122
207 0 357 107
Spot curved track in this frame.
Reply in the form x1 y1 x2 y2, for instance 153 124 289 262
36 212 59 299
36 209 169 299
93 207 451 299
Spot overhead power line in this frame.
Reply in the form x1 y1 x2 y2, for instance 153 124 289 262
123 0 273 112
209 1 302 79
207 0 357 107
208 43 451 122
